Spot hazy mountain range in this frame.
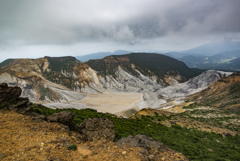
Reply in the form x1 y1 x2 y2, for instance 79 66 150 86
76 50 132 62
75 41 240 72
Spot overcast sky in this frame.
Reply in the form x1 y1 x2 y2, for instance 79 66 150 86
0 0 240 62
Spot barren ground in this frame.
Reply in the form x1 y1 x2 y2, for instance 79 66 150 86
78 91 143 114
0 110 188 161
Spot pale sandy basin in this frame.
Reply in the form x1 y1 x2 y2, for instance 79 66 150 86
78 91 143 114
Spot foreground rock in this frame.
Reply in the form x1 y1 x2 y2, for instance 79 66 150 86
117 135 189 161
47 111 76 131
76 118 115 142
0 83 21 102
0 83 30 113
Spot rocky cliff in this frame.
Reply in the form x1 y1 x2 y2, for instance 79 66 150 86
141 70 232 109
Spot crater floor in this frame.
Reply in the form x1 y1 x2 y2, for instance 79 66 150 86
78 91 143 114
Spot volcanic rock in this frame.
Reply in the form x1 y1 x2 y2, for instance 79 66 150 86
47 111 76 130
76 118 115 142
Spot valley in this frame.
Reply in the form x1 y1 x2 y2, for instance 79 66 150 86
0 53 201 115
0 54 233 116
43 91 143 115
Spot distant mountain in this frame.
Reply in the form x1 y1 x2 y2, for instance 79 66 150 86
76 50 132 62
163 52 205 59
184 41 240 55
87 53 201 85
179 50 240 71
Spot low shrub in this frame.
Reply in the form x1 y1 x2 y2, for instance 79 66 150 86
67 144 77 151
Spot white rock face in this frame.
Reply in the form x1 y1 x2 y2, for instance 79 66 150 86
0 73 37 101
142 70 232 109
0 72 85 103
98 67 161 93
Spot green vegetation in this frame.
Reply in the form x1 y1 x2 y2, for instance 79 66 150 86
42 56 81 90
87 56 139 76
67 144 77 151
125 53 201 80
45 56 77 72
30 105 240 161
190 80 240 115
230 81 240 96
0 59 14 70
182 102 204 109
181 102 240 132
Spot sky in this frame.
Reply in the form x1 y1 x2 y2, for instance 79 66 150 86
0 0 240 62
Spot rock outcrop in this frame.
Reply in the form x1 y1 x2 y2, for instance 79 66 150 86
116 135 189 161
76 118 115 142
0 83 30 113
116 135 169 152
0 83 21 102
47 111 76 131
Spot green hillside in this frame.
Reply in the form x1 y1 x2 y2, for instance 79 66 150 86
88 53 201 83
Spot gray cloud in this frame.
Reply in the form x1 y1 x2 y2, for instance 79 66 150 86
0 0 240 61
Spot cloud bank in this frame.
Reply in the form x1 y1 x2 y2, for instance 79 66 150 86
0 0 240 61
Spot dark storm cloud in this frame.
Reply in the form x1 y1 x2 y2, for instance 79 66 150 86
1 0 240 46
0 0 240 62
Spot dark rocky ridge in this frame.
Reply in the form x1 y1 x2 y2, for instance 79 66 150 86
87 53 201 84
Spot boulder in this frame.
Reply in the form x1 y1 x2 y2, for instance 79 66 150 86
9 97 29 109
0 83 30 112
47 111 76 130
0 83 22 102
116 135 169 152
76 118 115 142
116 135 189 161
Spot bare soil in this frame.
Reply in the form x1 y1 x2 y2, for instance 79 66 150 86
79 91 143 114
0 110 187 161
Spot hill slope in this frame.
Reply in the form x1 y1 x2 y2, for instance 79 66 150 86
87 53 201 85
188 72 240 114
